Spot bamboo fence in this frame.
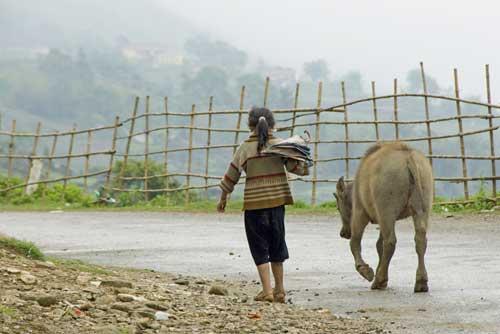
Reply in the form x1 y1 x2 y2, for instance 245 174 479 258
1 63 499 207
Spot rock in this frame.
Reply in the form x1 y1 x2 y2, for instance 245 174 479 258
208 285 228 296
173 279 189 286
111 303 132 313
145 302 168 311
4 267 21 274
155 311 170 321
101 280 133 288
76 273 93 284
137 318 153 329
90 280 102 287
117 294 136 302
20 273 37 285
37 296 59 307
135 309 155 320
35 261 55 269
79 303 93 311
96 295 115 305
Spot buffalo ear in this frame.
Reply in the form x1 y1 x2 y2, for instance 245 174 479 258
336 177 345 195
333 193 338 201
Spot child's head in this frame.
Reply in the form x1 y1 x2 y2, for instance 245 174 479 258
248 107 275 152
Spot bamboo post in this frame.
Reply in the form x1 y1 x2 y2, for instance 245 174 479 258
43 131 59 197
311 81 323 207
420 62 433 167
186 104 196 204
61 124 77 202
290 83 300 136
341 82 350 179
263 76 270 108
453 68 469 200
7 120 16 178
393 78 400 140
233 86 245 155
144 96 150 201
83 130 92 192
104 116 120 194
485 64 497 202
24 122 42 193
119 97 140 190
204 96 214 199
371 81 380 140
164 97 170 205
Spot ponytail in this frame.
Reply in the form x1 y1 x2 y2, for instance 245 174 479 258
257 116 268 153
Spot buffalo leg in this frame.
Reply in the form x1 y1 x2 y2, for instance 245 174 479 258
350 208 374 282
372 220 396 290
413 214 429 293
375 232 383 275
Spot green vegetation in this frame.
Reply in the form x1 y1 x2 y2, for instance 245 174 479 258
0 174 498 215
50 258 112 276
0 305 16 318
0 235 45 260
433 183 499 213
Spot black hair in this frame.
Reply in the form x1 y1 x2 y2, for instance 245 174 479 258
248 107 275 152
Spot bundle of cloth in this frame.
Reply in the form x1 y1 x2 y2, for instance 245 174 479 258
263 130 313 168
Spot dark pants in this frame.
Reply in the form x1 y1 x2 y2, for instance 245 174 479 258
244 205 289 266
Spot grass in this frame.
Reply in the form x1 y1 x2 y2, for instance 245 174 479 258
0 305 16 317
49 258 113 276
0 235 45 260
0 199 339 215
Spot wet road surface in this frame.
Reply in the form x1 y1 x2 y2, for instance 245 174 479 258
0 211 499 333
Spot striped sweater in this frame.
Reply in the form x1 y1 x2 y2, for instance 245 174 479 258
219 131 309 211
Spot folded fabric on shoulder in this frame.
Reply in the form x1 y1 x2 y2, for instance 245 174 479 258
262 132 313 167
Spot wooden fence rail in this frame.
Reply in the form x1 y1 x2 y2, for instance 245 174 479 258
1 63 499 207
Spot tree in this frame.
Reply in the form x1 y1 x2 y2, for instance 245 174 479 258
184 36 248 74
303 59 330 82
406 69 440 94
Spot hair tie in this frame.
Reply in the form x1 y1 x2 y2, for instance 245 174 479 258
259 116 266 122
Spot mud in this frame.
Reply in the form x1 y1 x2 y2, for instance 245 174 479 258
0 211 499 333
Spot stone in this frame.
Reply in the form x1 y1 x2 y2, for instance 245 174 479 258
37 296 59 307
173 279 189 286
96 295 115 305
155 311 170 321
76 273 93 284
4 267 21 274
101 280 133 288
208 285 228 296
135 309 155 320
20 273 37 285
111 303 132 313
145 302 168 311
35 261 55 269
117 294 136 302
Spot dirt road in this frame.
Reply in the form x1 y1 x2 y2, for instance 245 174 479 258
0 211 498 333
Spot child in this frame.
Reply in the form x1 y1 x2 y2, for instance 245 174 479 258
217 107 308 303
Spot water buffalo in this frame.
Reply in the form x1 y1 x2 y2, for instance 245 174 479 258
334 142 433 292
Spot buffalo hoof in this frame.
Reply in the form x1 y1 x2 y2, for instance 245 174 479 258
371 279 388 290
414 279 429 293
356 264 374 282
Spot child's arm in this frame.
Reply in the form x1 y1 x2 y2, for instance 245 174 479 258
217 146 243 212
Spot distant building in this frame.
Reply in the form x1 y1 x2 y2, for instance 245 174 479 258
122 46 184 67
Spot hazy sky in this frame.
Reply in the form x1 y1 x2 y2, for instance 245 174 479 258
160 0 500 97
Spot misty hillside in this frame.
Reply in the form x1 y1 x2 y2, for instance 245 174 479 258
0 0 194 50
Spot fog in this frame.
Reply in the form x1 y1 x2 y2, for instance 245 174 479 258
160 0 500 97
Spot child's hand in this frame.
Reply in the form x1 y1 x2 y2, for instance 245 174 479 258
217 199 227 213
